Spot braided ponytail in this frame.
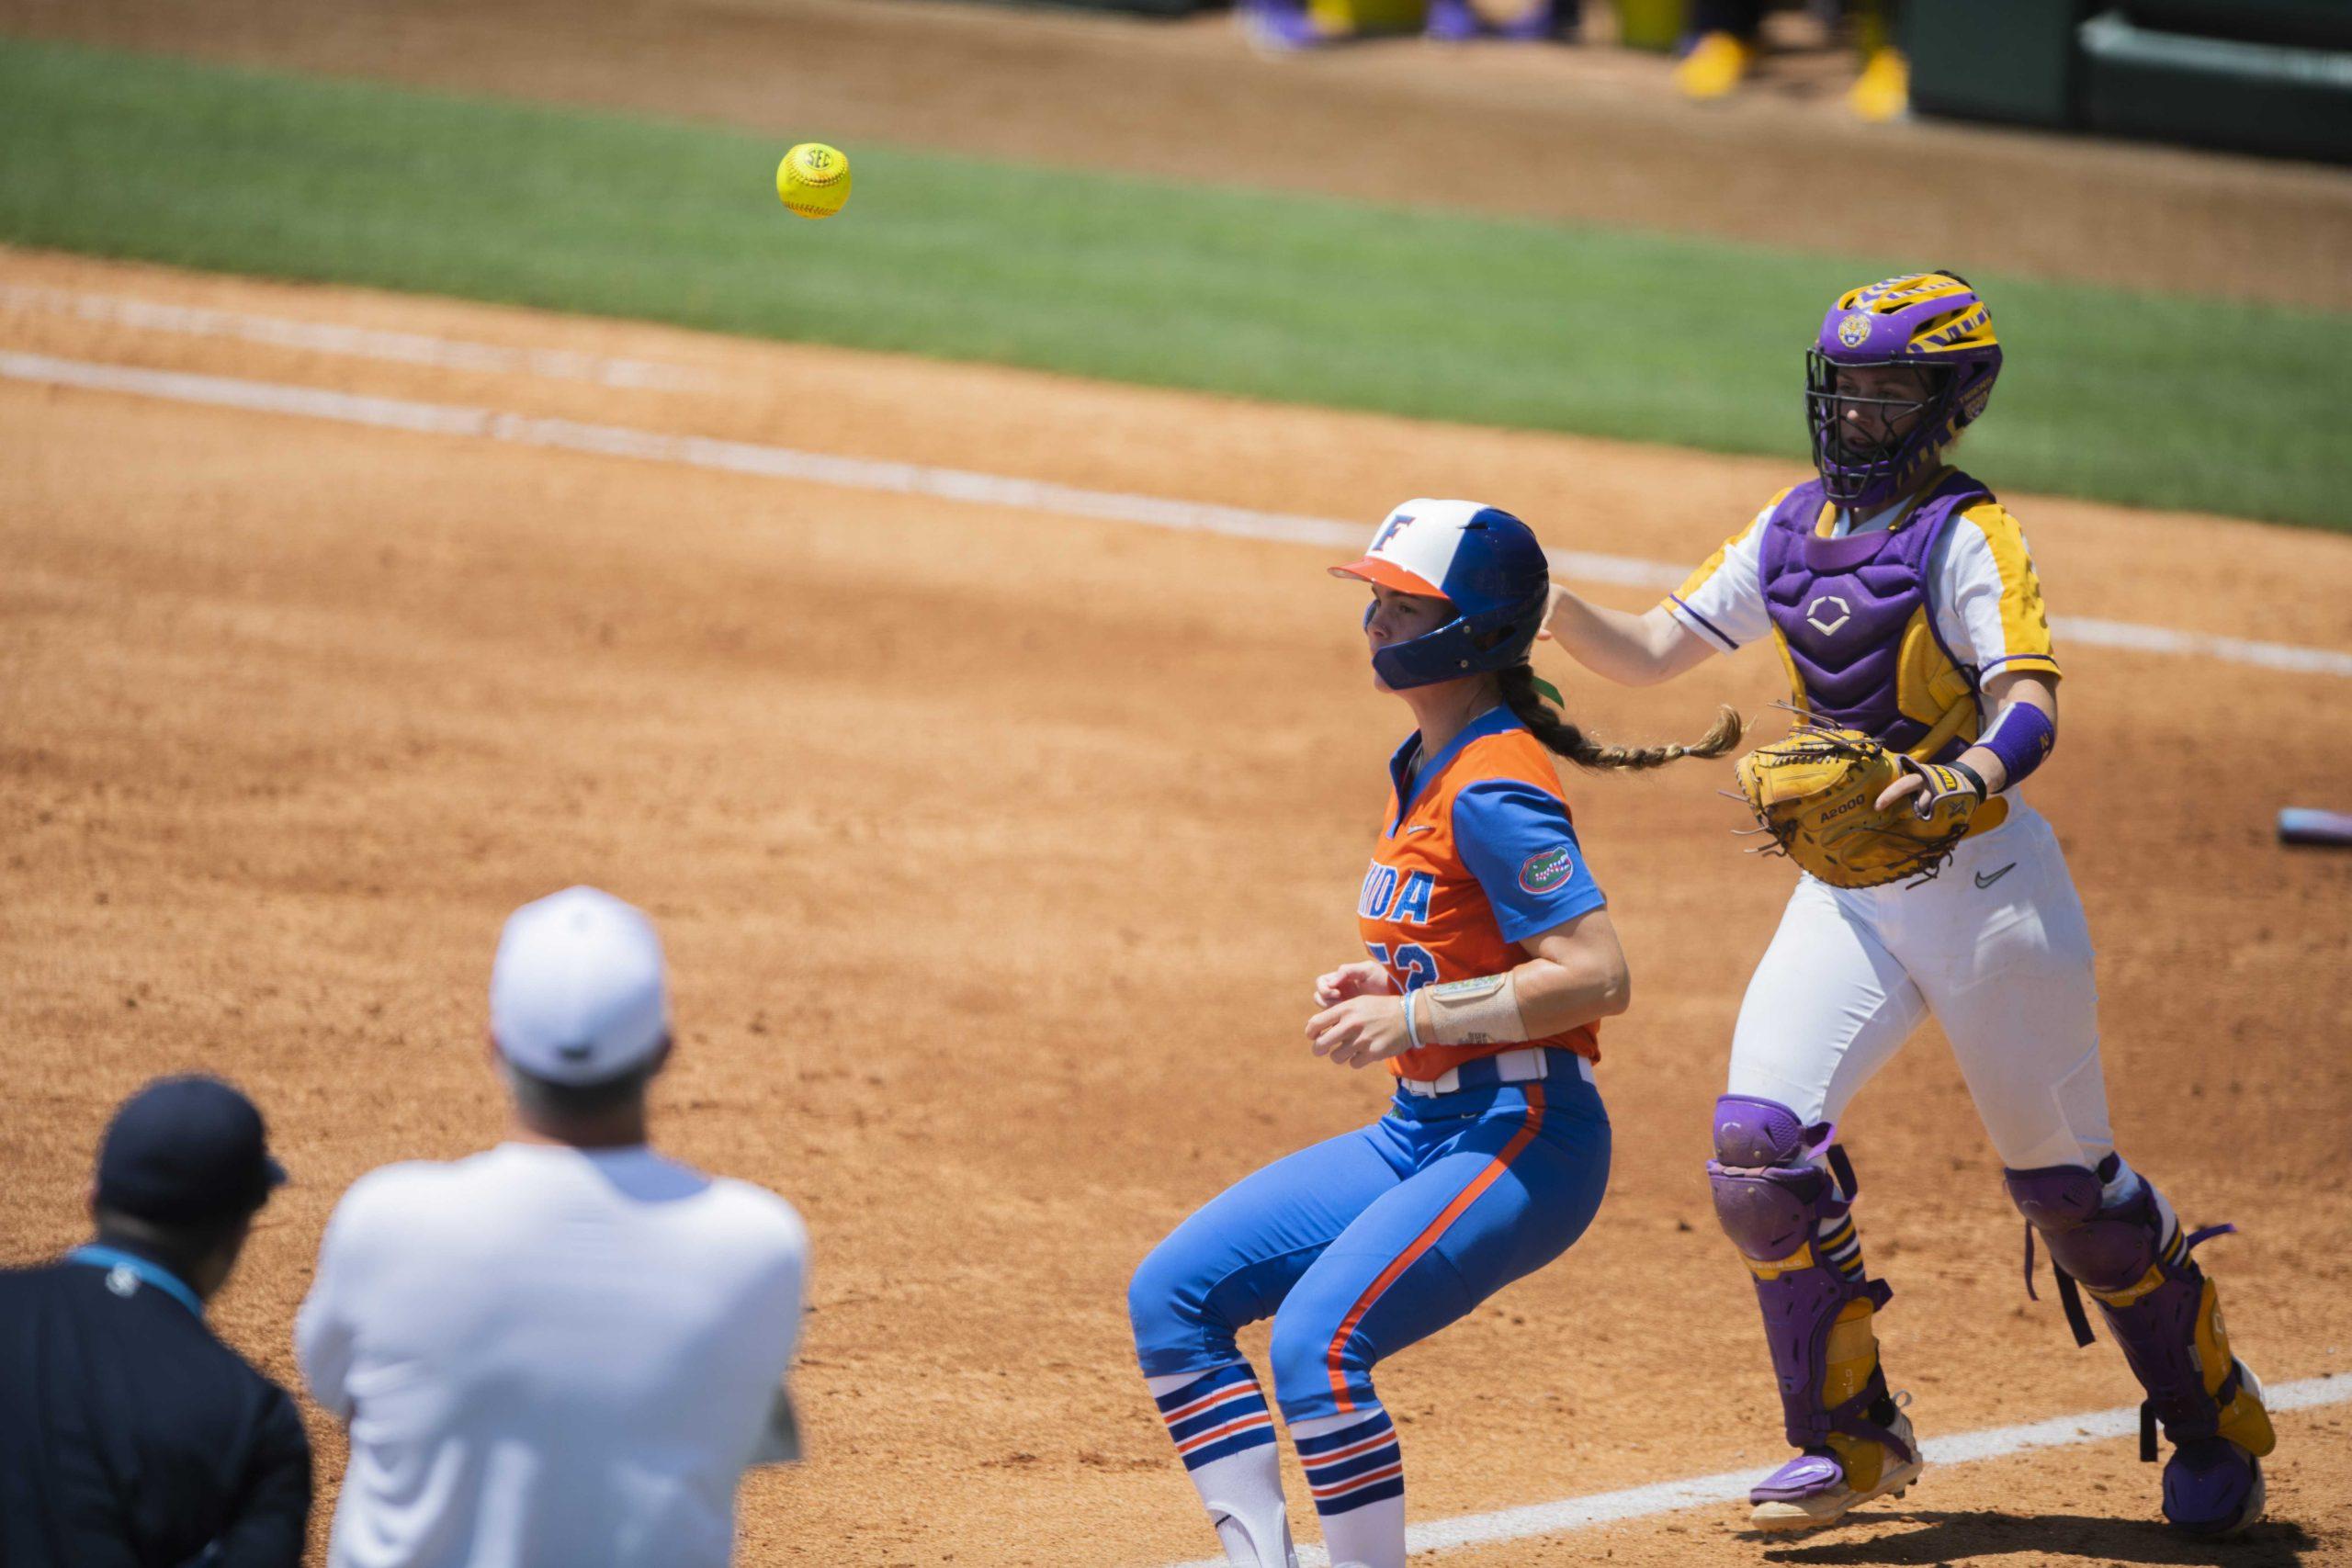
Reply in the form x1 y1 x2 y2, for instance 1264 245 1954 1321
1496 665 1743 772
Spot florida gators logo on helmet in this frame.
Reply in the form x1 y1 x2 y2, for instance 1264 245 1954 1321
1329 499 1550 691
1369 509 1416 552
1805 270 2004 512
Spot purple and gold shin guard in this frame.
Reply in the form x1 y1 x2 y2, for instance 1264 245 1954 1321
1710 1096 1909 1481
2005 1158 2273 1459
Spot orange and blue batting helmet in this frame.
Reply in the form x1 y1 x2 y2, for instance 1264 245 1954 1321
1330 499 1550 690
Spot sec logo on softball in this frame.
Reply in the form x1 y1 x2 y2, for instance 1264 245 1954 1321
777 143 851 220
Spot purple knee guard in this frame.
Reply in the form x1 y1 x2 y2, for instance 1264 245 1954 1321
1710 1096 1825 1261
1709 1096 1905 1461
2006 1157 2238 1454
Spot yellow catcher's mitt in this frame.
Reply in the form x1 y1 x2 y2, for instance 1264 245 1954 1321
1733 724 2002 888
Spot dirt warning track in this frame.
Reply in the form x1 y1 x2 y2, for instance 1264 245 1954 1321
4 249 2349 1565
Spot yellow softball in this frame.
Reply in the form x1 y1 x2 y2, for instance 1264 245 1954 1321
776 143 851 221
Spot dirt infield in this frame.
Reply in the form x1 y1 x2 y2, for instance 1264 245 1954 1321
5 247 2350 1564
8 0 2352 312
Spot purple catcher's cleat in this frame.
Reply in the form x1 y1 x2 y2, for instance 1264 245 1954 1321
1749 1399 1922 1534
1752 1451 1846 1502
2165 1436 2265 1538
2163 1359 2268 1540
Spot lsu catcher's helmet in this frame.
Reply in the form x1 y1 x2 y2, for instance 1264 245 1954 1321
1806 271 2003 512
1329 500 1550 690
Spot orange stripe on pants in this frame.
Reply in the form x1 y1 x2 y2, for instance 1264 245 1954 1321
1325 1085 1546 1413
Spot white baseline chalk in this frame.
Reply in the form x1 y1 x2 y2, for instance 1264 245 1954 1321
1167 1373 2350 1566
0 285 712 391
4 349 2347 681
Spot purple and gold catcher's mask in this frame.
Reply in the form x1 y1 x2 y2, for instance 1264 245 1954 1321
1804 272 2003 513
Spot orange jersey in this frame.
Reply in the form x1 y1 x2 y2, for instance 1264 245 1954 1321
1357 707 1608 1082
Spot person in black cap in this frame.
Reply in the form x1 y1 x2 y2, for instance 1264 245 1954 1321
0 1074 311 1567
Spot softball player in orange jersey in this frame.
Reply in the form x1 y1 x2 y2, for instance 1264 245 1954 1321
1128 500 1738 1568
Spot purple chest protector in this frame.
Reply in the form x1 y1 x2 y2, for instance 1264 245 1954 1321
1758 471 1991 758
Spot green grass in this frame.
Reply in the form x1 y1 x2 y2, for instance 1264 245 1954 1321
4 36 2346 530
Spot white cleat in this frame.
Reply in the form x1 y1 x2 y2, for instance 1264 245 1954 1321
1748 1401 1923 1534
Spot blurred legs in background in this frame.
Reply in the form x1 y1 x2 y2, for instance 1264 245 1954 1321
1848 38 1907 120
1675 0 1909 119
1844 0 1905 119
1242 0 1575 48
1674 6 1760 100
1240 0 1333 51
1239 0 1902 108
1426 0 1577 41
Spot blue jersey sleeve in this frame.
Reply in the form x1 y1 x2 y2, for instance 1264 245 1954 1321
1451 779 1607 943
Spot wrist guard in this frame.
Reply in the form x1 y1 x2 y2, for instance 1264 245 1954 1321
1408 972 1529 1047
1978 701 2055 791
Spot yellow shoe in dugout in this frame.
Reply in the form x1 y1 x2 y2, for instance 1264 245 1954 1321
1849 46 1909 122
1675 31 1756 101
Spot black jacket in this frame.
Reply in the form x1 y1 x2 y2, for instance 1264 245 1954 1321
0 1250 310 1568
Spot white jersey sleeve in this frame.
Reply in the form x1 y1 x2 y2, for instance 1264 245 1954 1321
1661 495 1781 652
1930 501 2062 682
294 1162 422 1420
292 1233 355 1419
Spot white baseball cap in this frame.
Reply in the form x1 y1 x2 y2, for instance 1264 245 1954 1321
489 886 671 1086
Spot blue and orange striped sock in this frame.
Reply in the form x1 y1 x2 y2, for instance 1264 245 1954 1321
1154 1363 1278 1469
1291 1405 1405 1568
1147 1365 1292 1565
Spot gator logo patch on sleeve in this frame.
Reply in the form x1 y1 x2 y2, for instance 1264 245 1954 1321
1518 846 1577 895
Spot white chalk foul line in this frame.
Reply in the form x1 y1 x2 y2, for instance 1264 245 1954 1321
6 349 2348 682
1169 1373 2352 1567
0 285 714 392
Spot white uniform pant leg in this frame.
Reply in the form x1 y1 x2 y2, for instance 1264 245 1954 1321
1879 806 2114 1172
1725 873 1928 1128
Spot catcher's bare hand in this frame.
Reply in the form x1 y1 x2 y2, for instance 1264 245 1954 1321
1313 960 1396 1009
1306 994 1412 1070
1534 581 1566 641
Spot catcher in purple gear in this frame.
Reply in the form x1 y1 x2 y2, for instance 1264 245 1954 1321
1535 273 2277 1537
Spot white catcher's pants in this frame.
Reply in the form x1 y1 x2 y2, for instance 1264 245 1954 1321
1726 803 2115 1172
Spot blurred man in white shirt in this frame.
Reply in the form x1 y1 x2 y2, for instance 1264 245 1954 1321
298 886 808 1568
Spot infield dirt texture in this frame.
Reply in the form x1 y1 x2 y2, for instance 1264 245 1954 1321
3 3 2350 1565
